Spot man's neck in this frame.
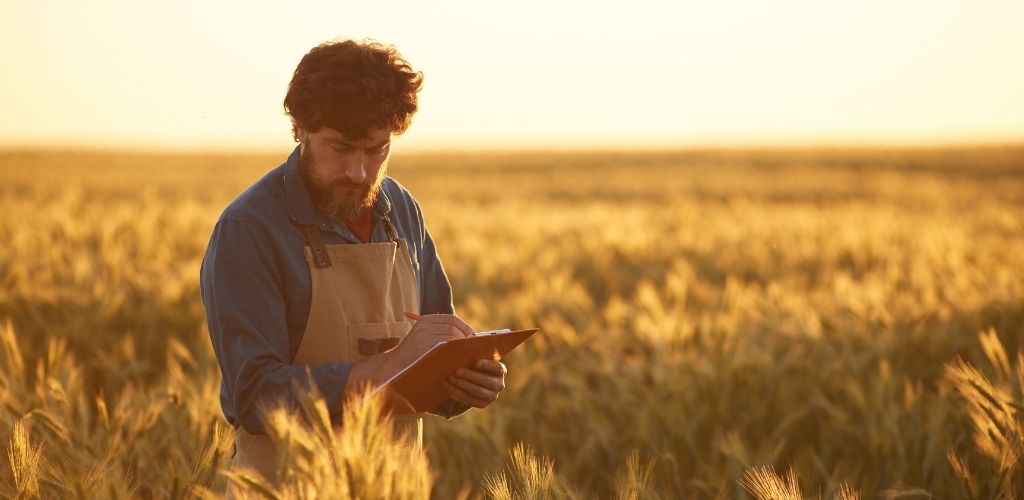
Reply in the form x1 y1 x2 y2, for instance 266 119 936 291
343 208 373 243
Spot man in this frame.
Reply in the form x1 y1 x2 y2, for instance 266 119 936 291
200 39 507 483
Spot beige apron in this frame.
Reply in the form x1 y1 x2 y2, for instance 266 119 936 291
229 217 422 487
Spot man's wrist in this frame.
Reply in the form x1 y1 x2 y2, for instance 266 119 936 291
345 349 401 393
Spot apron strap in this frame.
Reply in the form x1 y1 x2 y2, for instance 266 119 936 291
302 225 333 268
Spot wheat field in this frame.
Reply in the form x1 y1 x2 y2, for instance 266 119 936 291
0 146 1022 499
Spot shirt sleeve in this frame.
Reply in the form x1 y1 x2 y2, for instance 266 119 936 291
407 202 471 418
200 218 352 434
415 205 455 316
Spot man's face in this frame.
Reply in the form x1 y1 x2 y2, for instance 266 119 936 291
297 126 392 222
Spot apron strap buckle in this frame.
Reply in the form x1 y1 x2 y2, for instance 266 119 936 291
302 225 333 268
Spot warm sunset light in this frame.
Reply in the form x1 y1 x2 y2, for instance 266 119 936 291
2 0 1022 150
4 1 1024 498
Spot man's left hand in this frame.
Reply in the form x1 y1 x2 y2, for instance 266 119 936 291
443 359 507 408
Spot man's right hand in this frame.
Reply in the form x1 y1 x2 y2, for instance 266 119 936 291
344 314 475 393
388 314 475 367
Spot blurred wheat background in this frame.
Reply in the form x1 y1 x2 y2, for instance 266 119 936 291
0 146 1022 498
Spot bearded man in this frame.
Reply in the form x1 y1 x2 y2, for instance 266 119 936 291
199 39 507 484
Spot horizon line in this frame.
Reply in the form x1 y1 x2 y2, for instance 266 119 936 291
2 136 1024 156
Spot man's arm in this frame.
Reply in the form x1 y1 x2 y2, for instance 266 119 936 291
388 183 506 417
201 219 353 433
416 228 507 413
409 203 474 417
414 198 455 316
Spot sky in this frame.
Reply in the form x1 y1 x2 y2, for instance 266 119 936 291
1 0 1022 151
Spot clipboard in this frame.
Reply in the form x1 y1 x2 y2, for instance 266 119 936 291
374 328 539 414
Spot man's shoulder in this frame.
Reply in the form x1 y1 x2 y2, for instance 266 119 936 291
218 164 288 224
381 176 422 213
380 177 427 240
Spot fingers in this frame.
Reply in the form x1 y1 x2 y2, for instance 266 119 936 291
471 359 507 376
442 362 508 408
452 367 505 392
447 368 505 410
442 380 492 408
415 314 476 338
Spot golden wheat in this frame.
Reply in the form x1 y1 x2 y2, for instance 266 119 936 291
0 146 1022 498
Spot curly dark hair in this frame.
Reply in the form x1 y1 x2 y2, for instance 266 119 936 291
283 39 424 141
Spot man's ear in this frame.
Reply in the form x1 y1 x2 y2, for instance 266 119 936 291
296 127 308 142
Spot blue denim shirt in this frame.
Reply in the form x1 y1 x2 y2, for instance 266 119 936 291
200 146 456 433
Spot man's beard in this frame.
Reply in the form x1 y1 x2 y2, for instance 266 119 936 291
298 142 386 222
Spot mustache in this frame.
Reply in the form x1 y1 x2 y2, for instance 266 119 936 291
328 179 370 190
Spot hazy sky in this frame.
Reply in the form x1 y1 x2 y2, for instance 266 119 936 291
1 0 1022 151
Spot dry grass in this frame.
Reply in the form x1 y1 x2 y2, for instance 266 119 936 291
222 384 432 500
0 146 1022 498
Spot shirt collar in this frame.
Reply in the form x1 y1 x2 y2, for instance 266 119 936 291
282 145 393 235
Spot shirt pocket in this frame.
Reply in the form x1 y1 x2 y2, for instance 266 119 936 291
347 321 412 363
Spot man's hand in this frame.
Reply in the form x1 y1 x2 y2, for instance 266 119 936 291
345 314 474 392
389 314 474 366
443 359 507 408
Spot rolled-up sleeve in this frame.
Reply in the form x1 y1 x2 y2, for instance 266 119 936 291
200 219 352 434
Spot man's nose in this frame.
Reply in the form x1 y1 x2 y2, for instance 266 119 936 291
342 152 368 183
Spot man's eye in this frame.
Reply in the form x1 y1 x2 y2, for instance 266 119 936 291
371 144 390 156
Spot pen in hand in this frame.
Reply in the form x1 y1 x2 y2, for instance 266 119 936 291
405 311 485 339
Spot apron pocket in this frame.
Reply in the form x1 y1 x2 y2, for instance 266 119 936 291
348 321 412 362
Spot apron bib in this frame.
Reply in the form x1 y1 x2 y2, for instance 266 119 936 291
229 217 422 488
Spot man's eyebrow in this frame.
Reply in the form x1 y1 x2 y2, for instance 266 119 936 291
368 138 391 149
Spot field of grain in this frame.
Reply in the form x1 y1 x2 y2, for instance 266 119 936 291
1 146 1022 499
